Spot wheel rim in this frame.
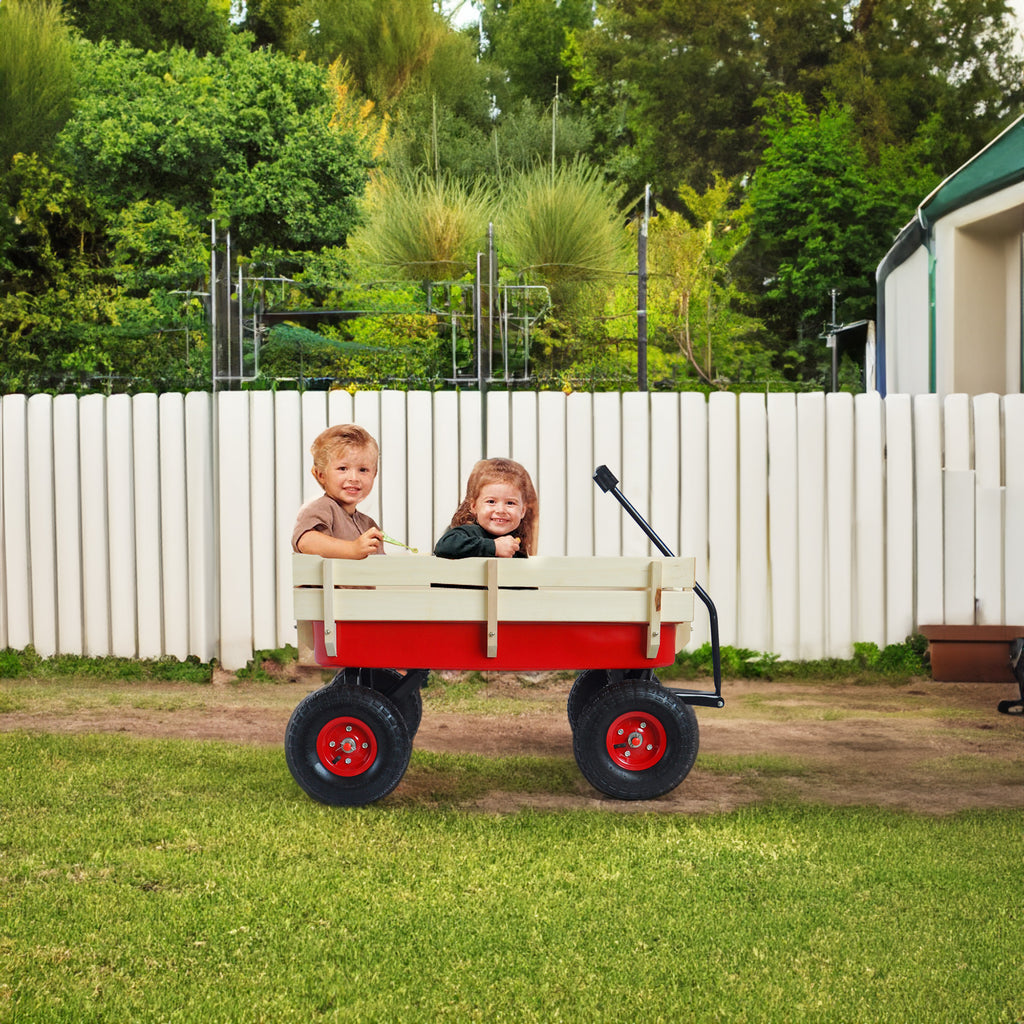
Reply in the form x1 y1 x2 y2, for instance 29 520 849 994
605 711 667 771
316 716 378 776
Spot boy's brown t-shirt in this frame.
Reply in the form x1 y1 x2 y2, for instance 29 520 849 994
291 495 381 552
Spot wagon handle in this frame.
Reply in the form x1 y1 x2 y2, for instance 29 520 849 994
594 465 722 700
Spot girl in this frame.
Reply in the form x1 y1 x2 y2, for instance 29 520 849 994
434 458 538 559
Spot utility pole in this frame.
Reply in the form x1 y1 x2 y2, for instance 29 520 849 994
637 185 650 392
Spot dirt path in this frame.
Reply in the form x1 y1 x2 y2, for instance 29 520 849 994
2 671 1021 814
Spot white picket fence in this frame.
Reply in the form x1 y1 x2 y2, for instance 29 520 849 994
1 390 1022 669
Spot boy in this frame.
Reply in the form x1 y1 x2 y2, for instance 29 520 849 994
292 424 384 558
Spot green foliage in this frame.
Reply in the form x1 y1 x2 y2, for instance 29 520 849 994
285 0 448 108
746 93 940 375
0 646 211 682
62 0 233 55
498 157 628 305
2 734 1020 1021
58 35 378 251
0 0 75 171
669 635 930 682
348 171 494 281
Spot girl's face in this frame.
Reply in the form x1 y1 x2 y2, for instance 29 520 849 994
470 481 525 537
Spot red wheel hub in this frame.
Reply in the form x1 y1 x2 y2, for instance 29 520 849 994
316 716 378 776
605 711 667 771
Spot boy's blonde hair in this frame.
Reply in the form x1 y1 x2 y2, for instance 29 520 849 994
310 424 379 471
450 457 539 555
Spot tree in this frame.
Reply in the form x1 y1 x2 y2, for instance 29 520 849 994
55 37 383 253
61 0 233 55
745 93 938 378
0 0 75 171
284 0 449 108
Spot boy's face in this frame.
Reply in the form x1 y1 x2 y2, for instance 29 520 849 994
313 444 378 514
470 482 524 537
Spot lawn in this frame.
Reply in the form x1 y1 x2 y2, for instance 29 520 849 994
1 730 1020 1023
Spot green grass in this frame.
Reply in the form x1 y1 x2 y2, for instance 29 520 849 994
1 732 1020 1023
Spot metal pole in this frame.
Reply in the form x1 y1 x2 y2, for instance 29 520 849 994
830 288 838 393
210 219 217 392
637 185 649 392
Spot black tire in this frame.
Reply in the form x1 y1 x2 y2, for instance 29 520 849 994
328 668 424 737
285 684 411 806
573 680 699 800
567 670 614 731
393 687 423 737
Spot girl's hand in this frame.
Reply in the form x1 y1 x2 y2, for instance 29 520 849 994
493 535 520 558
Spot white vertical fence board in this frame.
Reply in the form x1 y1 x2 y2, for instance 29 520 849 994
884 395 915 644
2 397 31 650
943 470 976 624
0 399 5 650
679 393 709 648
564 394 595 556
943 394 972 470
649 394 680 557
620 392 650 557
796 393 826 659
707 393 738 645
592 393 622 556
53 395 83 654
975 487 1004 624
458 393 483 488
248 392 278 649
913 396 944 626
273 393 303 646
972 394 1001 488
132 395 163 659
185 393 216 662
972 394 1003 626
853 393 885 647
354 389 382 524
738 394 769 652
379 391 408 544
79 397 110 655
327 390 355 429
486 390 510 457
825 393 855 657
432 392 461 546
300 392 329 507
510 391 538 478
107 396 137 657
1003 395 1024 623
26 396 56 656
766 394 798 660
404 390 434 556
537 392 566 555
217 394 252 669
158 394 189 659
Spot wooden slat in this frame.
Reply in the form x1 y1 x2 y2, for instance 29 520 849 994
646 558 662 658
486 558 498 657
292 553 695 590
294 586 693 626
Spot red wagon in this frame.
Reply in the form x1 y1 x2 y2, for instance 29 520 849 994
285 467 723 805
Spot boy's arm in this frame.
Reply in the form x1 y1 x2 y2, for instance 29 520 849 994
296 526 383 559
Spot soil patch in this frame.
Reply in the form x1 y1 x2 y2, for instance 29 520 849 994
2 671 1020 814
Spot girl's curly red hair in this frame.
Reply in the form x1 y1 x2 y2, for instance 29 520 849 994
449 458 539 555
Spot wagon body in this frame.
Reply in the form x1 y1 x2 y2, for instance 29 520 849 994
293 552 695 671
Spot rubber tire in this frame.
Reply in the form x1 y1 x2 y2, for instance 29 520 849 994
329 668 423 737
285 684 411 806
573 680 699 801
567 669 613 731
393 687 424 737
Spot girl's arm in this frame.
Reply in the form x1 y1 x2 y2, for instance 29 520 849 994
433 524 495 558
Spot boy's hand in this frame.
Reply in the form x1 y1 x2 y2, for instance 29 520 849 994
354 527 384 558
494 535 520 558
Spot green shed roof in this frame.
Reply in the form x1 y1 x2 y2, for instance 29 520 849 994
918 114 1024 228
